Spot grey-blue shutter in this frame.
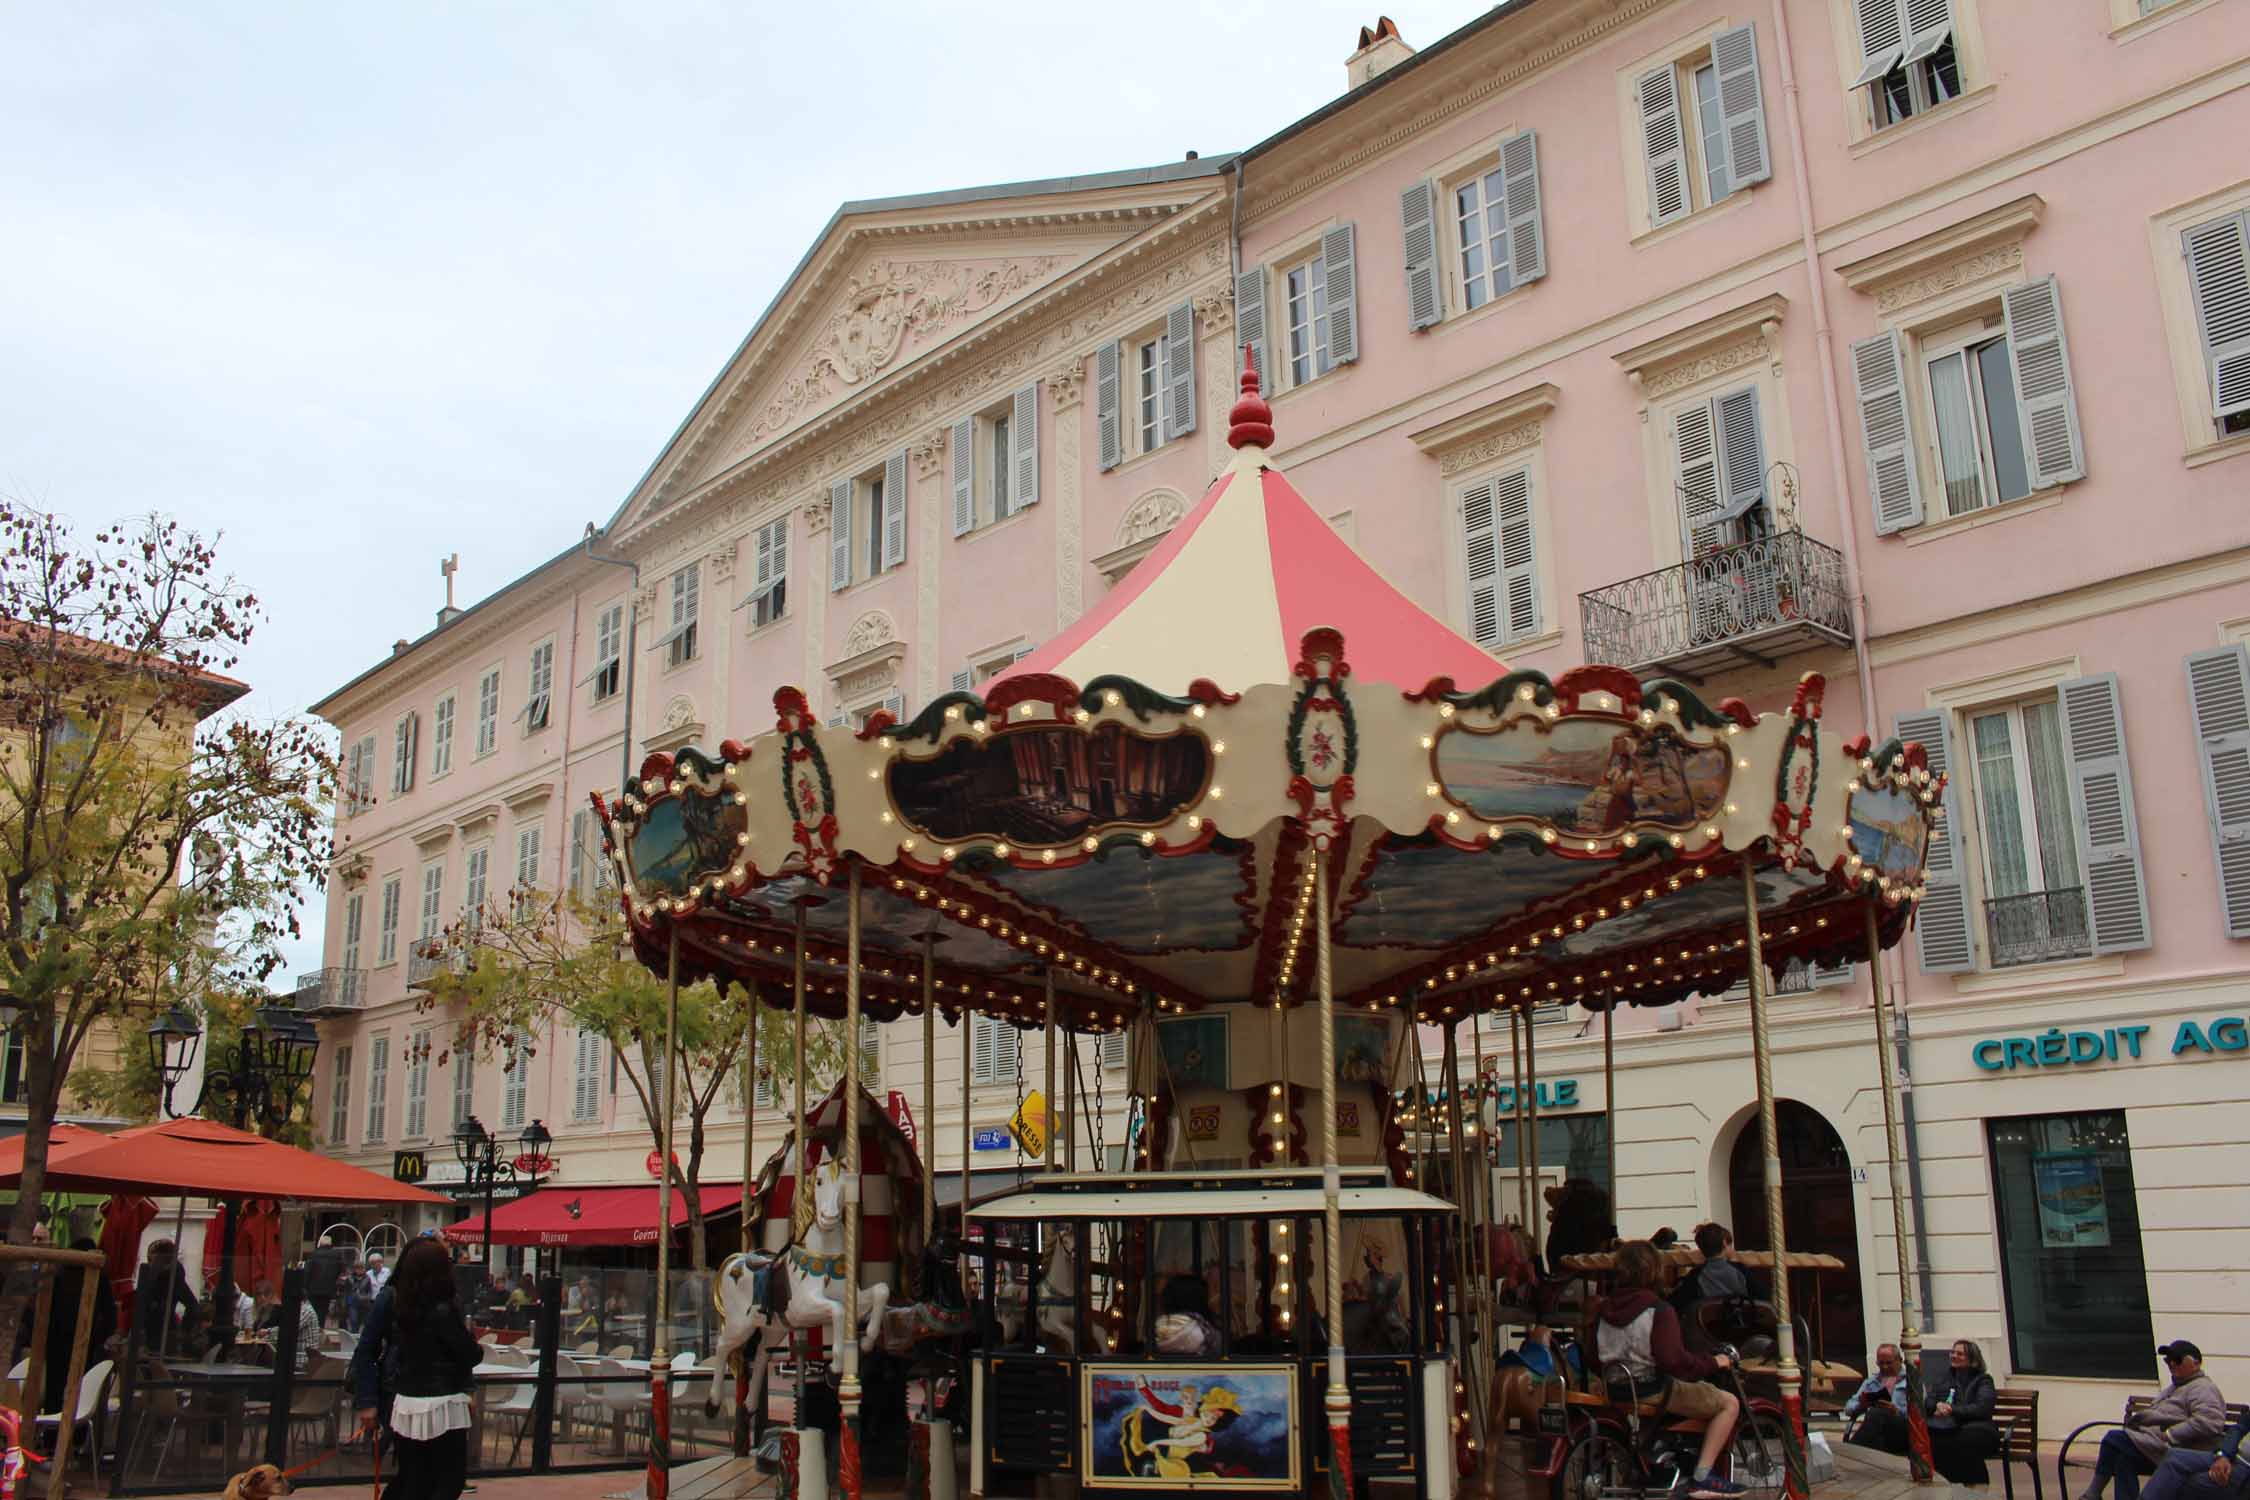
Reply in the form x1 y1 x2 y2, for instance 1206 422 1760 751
2059 673 2150 954
1096 341 1122 471
881 449 908 570
1460 477 1500 648
1400 181 1441 331
1161 303 1196 441
2001 275 2085 488
1320 225 1359 365
1894 709 1973 972
1851 330 1924 534
2185 645 2250 937
1711 23 1771 190
1493 468 1538 643
1234 267 1268 390
950 668 974 694
2184 212 2250 422
828 477 852 591
1674 401 1725 557
950 417 975 536
1011 383 1040 509
1639 65 1690 228
1900 0 1954 65
1499 131 1546 285
1851 0 1907 86
1712 387 1766 525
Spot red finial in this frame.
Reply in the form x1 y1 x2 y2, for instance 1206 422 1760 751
1227 344 1275 450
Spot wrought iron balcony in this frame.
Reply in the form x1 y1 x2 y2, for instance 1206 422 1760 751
293 967 366 1016
1984 887 2091 968
1578 527 1853 678
407 948 464 988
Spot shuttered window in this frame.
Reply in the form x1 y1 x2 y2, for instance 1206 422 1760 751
2000 277 2086 489
1096 341 1124 472
1894 710 1973 972
880 450 908 572
521 640 554 732
465 846 489 926
1639 64 1690 228
651 564 699 665
1852 330 1924 534
1460 468 1540 649
2185 645 2250 937
1234 266 1268 389
418 861 444 943
1400 181 1442 331
858 1019 881 1083
1320 225 1359 368
1673 386 1765 559
2057 674 2149 954
588 604 623 700
452 1046 475 1128
731 516 787 629
391 712 418 795
1642 32 1768 230
405 1031 431 1140
1854 0 1961 126
1160 305 1197 443
365 1036 389 1142
329 1043 353 1146
573 1026 603 1122
1011 383 1040 514
1285 255 1333 389
1098 1029 1128 1071
515 825 542 913
971 1014 1020 1085
2183 210 2250 434
346 734 378 815
432 693 456 776
341 892 364 974
377 875 402 965
503 1029 530 1129
475 669 500 755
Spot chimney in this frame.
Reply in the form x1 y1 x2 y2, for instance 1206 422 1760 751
393 638 412 656
1346 16 1413 91
436 606 463 628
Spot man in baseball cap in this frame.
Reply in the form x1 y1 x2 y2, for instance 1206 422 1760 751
2080 1342 2228 1500
2141 1376 2248 1500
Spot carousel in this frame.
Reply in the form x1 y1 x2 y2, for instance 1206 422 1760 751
595 355 1944 1500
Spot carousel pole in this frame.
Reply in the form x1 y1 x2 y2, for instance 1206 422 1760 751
1867 903 1934 1484
1469 1011 1495 1347
1440 1021 1486 1462
1742 861 1807 1498
737 981 758 1457
648 925 682 1500
1315 848 1352 1500
840 863 866 1500
1042 968 1058 1173
791 900 816 1475
1509 1009 1529 1229
922 933 937 1242
1603 1002 1618 1234
1523 1002 1543 1259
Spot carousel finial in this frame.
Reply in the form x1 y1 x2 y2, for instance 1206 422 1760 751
1227 344 1275 451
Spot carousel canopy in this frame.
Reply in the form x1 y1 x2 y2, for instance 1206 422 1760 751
595 357 1942 1035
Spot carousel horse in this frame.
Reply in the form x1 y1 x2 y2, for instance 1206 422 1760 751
875 1229 975 1357
1033 1224 1105 1354
704 1157 892 1418
1341 1242 1410 1353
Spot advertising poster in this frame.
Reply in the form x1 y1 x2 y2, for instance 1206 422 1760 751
1083 1363 1299 1489
2032 1151 2110 1248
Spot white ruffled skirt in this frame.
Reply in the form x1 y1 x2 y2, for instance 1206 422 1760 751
388 1391 473 1441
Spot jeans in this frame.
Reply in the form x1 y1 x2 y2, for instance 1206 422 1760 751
383 1425 468 1500
2096 1429 2161 1500
2142 1451 2247 1500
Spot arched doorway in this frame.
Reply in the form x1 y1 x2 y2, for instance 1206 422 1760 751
1727 1099 1864 1376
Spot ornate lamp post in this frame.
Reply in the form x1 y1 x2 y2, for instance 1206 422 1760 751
452 1115 552 1289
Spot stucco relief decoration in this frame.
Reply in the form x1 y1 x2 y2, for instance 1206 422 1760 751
658 695 699 735
801 496 831 535
737 256 1068 453
1640 336 1770 402
911 429 947 480
1047 362 1086 411
838 662 897 699
841 608 898 659
1194 289 1233 337
707 541 737 582
1875 244 2024 314
1117 489 1189 547
632 583 659 621
1437 421 1543 478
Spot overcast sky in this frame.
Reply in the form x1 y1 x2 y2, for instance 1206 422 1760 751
2 1 1470 983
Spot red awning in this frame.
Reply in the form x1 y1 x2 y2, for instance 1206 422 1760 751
0 1117 448 1206
444 1183 747 1248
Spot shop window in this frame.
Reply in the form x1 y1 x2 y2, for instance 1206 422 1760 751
1986 1110 2154 1377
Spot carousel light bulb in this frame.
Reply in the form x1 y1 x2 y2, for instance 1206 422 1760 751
1105 691 1123 708
1669 834 1684 848
1187 815 1201 830
1446 810 1461 824
1041 848 1057 863
1140 831 1156 846
1540 829 1558 844
1074 709 1091 724
1725 803 1738 815
1639 710 1655 726
1213 741 1226 755
737 831 751 846
1517 685 1536 702
945 706 961 721
1425 783 1440 797
1738 757 1751 770
994 843 1011 858
1270 1084 1282 1096
881 811 894 824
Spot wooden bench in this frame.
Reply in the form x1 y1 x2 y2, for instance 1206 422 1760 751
2059 1394 2250 1500
1993 1387 2041 1500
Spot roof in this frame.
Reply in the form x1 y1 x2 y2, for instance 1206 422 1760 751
0 620 251 715
0 1115 448 1206
968 1180 1455 1221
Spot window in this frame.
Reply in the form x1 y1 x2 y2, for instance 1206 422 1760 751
405 1032 430 1139
1285 254 1333 388
1634 32 1766 234
0 1028 24 1107
1672 385 1768 559
1925 325 2032 516
391 713 418 796
503 1030 529 1129
341 892 365 973
740 517 788 629
572 1026 602 1122
344 734 377 816
417 861 444 944
377 875 402 965
1460 468 1541 648
834 451 910 582
2183 209 2250 439
465 845 489 927
656 564 699 667
987 414 1010 521
514 825 542 915
1098 1029 1128 1071
1096 310 1194 471
1453 170 1511 311
2184 644 2250 936
570 808 598 900
329 1043 353 1146
452 1045 476 1128
857 1019 881 1081
970 1013 1021 1085
521 639 554 732
475 669 500 757
432 693 455 777
590 605 623 700
968 642 1039 686
1967 698 2090 966
1136 338 1161 453
1851 0 1961 128
365 1035 390 1142
848 694 905 732
1986 1111 2154 1378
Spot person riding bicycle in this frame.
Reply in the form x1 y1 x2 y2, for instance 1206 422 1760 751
1597 1240 1745 1498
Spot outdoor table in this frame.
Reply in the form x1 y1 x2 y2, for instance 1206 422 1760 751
170 1361 279 1478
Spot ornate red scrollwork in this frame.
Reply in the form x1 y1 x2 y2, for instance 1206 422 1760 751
774 686 840 882
1286 629 1357 853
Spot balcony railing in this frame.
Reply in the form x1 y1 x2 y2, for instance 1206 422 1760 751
293 967 366 1015
408 948 465 988
1984 887 2092 968
1578 527 1853 677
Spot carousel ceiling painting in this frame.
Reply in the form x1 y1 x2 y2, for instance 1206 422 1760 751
597 360 1944 1034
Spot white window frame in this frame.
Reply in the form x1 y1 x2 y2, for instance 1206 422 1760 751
390 712 417 796
970 1013 1020 1086
452 1044 476 1128
365 1035 390 1143
1826 0 1989 147
503 1029 529 1129
653 563 700 668
404 1030 431 1140
572 1026 603 1123
1963 696 2083 910
344 734 377 817
376 874 402 965
1918 314 2035 520
1637 349 1797 571
514 824 543 914
1443 150 1528 313
520 637 555 733
1133 332 1165 457
970 640 1040 686
590 604 623 701
1282 251 1335 391
329 1042 353 1146
743 516 789 630
431 693 456 778
341 892 365 974
1450 452 1556 654
474 667 501 758
417 860 445 944
464 844 490 928
2152 187 2250 462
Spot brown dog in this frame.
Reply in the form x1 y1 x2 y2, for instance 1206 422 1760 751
221 1462 292 1500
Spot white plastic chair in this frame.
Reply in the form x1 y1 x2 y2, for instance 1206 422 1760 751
35 1358 114 1473
592 1358 651 1456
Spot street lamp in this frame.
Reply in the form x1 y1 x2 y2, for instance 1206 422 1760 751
452 1115 552 1295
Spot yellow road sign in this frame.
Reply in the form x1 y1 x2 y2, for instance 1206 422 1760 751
1010 1090 1050 1158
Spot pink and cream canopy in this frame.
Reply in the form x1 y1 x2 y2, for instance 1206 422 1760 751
592 356 1943 1034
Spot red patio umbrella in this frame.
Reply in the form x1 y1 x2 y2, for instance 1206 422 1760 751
0 1117 447 1205
98 1194 158 1333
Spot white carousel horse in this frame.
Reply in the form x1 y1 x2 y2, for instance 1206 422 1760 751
704 1158 892 1417
1032 1225 1110 1355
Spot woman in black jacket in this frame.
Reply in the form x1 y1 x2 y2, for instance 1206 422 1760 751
1927 1339 2002 1485
350 1238 480 1500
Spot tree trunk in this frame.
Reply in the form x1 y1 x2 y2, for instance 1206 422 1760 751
7 1024 62 1244
682 1115 709 1272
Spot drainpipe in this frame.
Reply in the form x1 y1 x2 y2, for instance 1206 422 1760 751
581 524 641 795
1229 158 1245 306
1769 0 1938 1324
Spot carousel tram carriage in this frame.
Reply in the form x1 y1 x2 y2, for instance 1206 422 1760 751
597 358 1944 1499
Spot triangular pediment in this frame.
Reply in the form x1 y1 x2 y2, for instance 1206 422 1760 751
610 163 1229 538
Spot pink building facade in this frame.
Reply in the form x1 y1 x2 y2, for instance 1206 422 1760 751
306 0 2250 1419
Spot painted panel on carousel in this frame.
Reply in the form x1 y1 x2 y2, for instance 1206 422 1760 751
1157 1014 1231 1091
1335 1014 1392 1084
1337 840 1586 951
888 721 1211 849
979 846 1256 955
1083 1362 1300 1490
1554 862 1828 960
628 787 747 899
1846 783 1932 885
1433 717 1730 833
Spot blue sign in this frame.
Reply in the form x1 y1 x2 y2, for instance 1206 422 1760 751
1971 1016 2249 1072
1423 1078 1583 1113
972 1126 1011 1152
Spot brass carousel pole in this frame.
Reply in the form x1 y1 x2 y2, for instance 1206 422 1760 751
839 863 866 1500
1509 1009 1529 1231
1441 1021 1486 1461
1742 862 1807 1498
737 980 758 1457
1470 1011 1495 1351
922 933 937 1243
1316 848 1352 1500
1523 1002 1543 1258
648 924 682 1500
1603 1002 1618 1233
1867 903 1934 1484
1043 968 1058 1174
790 901 812 1463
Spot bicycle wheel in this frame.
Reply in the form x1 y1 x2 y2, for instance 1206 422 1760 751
1728 1409 1801 1494
1558 1428 1642 1500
